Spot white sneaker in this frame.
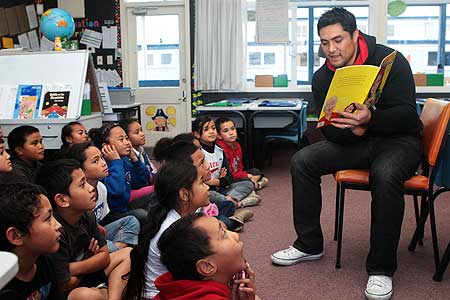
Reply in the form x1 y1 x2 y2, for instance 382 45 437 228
271 246 323 266
365 275 393 300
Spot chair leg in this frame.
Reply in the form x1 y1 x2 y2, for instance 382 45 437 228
334 183 340 241
412 195 424 246
433 239 450 281
336 185 346 269
408 198 429 252
428 195 440 271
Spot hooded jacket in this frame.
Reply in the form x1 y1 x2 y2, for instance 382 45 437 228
216 140 248 181
154 272 229 300
312 32 423 145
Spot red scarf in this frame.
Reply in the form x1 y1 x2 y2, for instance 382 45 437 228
325 34 368 72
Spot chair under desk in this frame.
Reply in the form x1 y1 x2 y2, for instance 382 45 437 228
196 98 307 169
247 98 306 168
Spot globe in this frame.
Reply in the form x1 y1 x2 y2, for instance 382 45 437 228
40 8 75 41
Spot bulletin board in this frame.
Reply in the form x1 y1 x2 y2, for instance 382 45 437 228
0 0 40 50
43 0 123 86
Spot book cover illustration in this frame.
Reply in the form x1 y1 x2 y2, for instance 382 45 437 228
317 51 397 128
13 84 43 119
40 91 70 118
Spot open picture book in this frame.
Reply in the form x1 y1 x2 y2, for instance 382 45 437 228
316 50 397 128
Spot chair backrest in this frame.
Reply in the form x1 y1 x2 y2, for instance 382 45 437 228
420 98 450 166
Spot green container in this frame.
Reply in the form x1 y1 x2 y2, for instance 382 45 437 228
273 74 288 87
426 73 444 86
81 99 92 116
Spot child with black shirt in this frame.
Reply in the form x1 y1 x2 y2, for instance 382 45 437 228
2 125 44 183
35 159 131 300
61 122 89 150
0 183 64 300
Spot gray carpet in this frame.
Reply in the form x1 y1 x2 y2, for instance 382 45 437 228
239 146 450 300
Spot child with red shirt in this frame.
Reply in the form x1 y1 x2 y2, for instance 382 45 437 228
215 118 269 190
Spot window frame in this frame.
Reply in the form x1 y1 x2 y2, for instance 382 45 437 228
246 0 450 88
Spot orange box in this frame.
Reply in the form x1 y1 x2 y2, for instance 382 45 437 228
413 73 427 86
255 75 273 87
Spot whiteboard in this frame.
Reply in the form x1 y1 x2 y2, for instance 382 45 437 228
0 50 90 119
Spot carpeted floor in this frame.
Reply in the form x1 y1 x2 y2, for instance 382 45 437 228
239 146 450 300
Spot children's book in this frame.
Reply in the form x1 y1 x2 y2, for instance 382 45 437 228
316 50 397 128
40 91 70 118
13 84 43 119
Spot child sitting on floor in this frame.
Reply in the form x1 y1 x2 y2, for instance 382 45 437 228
120 118 155 200
35 159 131 300
0 183 64 300
65 142 140 252
122 160 210 300
61 122 89 150
0 138 12 176
2 125 44 183
120 118 156 177
89 123 152 225
215 118 269 190
166 134 254 231
193 116 259 208
155 213 256 300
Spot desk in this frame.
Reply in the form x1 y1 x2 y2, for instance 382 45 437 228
197 98 307 168
0 252 18 289
103 103 142 123
248 99 305 168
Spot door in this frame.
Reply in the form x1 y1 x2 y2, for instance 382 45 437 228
124 3 190 146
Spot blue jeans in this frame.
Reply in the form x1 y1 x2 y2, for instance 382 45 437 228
291 135 422 275
105 215 140 252
219 180 254 201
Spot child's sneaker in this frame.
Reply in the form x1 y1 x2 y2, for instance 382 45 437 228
230 209 254 223
240 194 261 208
257 177 269 190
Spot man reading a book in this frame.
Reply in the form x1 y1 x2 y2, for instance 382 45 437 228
271 7 423 300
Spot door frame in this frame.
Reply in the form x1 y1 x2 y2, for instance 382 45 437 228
120 0 191 131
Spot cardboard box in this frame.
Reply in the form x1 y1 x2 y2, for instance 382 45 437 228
413 73 427 86
255 75 273 87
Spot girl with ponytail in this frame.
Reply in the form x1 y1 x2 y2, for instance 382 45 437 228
123 160 210 300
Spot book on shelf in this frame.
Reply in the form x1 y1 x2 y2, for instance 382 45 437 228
13 84 43 119
317 50 397 128
40 90 70 118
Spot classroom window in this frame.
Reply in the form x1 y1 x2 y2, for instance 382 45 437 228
386 5 441 75
264 53 275 65
161 53 172 64
428 52 438 66
136 14 180 87
249 52 261 65
147 54 154 65
297 53 307 67
247 1 369 86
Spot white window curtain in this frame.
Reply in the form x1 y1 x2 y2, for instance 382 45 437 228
194 0 247 91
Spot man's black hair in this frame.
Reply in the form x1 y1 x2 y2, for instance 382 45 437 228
317 7 357 37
